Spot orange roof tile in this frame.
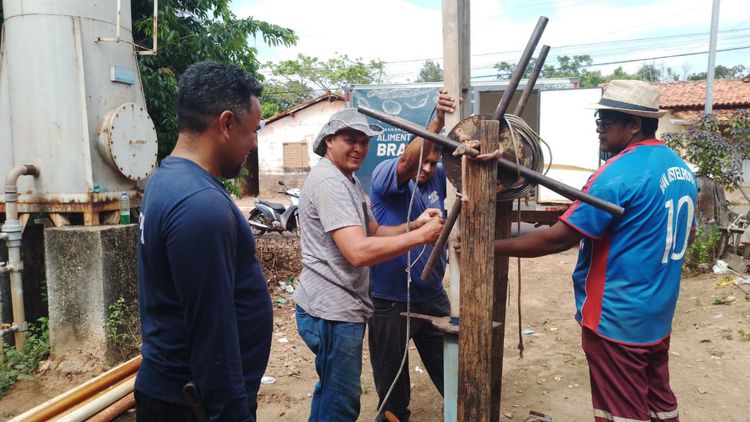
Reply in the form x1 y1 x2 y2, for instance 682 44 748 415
671 109 738 121
655 79 750 109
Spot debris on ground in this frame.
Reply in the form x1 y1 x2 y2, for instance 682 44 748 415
256 237 302 292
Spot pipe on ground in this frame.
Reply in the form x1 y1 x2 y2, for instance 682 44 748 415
88 391 136 422
53 374 136 422
8 355 141 422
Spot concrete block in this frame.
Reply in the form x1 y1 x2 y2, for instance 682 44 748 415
45 224 139 366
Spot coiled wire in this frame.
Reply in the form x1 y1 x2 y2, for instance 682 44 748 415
496 113 552 201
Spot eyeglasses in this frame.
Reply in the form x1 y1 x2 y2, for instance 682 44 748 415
595 118 615 131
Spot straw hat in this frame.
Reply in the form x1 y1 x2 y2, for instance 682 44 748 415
312 108 384 156
590 80 667 118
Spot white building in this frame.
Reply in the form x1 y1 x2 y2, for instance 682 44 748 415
256 92 344 193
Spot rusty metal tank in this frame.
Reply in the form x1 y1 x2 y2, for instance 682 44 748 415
0 0 157 218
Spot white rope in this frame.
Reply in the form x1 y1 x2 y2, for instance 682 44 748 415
374 135 426 421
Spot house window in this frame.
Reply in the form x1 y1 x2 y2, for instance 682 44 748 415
283 142 309 171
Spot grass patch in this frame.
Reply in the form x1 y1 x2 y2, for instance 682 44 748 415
0 317 50 397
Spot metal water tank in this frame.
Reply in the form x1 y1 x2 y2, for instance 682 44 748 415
0 0 157 217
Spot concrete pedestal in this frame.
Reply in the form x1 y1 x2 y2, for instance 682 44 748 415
45 225 138 366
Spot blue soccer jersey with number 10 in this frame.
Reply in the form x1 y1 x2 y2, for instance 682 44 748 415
560 139 698 345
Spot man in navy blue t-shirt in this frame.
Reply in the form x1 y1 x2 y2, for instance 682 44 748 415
135 62 271 421
368 89 458 421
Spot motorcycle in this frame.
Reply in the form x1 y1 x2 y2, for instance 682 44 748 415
248 181 300 237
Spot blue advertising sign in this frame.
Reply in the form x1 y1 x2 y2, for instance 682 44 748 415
350 86 442 193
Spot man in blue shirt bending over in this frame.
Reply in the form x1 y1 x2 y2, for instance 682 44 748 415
136 61 270 421
368 89 458 421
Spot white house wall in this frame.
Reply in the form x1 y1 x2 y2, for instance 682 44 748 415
258 100 344 177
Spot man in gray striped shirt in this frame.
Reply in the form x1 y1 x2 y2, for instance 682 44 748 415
292 108 444 422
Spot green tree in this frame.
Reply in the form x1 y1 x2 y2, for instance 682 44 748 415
579 69 605 88
416 59 443 82
610 66 635 80
549 55 593 77
262 53 385 117
131 0 297 159
663 110 750 189
635 64 662 82
267 53 385 92
260 81 312 118
494 54 599 86
689 64 747 80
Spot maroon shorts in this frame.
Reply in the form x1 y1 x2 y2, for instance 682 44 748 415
582 328 679 422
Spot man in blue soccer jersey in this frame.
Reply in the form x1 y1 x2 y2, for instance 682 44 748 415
460 80 697 422
368 89 458 421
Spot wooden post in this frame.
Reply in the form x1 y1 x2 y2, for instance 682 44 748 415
458 120 499 421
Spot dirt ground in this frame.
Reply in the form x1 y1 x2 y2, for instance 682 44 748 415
255 248 750 421
2 246 750 421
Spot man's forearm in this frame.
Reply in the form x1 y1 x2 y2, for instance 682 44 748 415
373 221 428 237
341 229 428 267
397 117 445 182
493 222 582 257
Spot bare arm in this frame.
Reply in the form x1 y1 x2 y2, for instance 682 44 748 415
368 208 443 237
492 221 583 257
396 89 458 185
331 217 444 267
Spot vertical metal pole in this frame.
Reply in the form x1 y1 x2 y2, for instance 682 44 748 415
442 0 470 420
442 0 471 321
705 0 721 115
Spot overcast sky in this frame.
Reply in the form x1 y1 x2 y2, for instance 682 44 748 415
233 0 750 83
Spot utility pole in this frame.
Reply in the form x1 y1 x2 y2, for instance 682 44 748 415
705 0 721 115
441 1 470 419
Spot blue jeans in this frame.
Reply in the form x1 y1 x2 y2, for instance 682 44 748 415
296 305 365 422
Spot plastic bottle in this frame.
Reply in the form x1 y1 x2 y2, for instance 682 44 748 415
119 192 131 224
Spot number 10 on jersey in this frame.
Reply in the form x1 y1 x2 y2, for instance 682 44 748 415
662 195 695 264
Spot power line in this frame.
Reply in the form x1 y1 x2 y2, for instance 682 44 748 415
469 45 750 80
381 27 750 65
382 32 750 78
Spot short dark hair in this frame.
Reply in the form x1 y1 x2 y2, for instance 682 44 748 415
598 110 658 138
177 61 263 133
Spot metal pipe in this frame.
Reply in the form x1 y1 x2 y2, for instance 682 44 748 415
97 0 122 42
3 164 40 351
8 355 141 422
359 106 479 157
55 374 136 422
138 0 159 56
87 392 135 422
495 158 623 216
513 45 550 117
358 107 625 217
115 0 121 42
492 16 549 121
153 0 159 53
421 200 461 281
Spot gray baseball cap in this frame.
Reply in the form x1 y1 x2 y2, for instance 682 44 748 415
313 108 384 156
